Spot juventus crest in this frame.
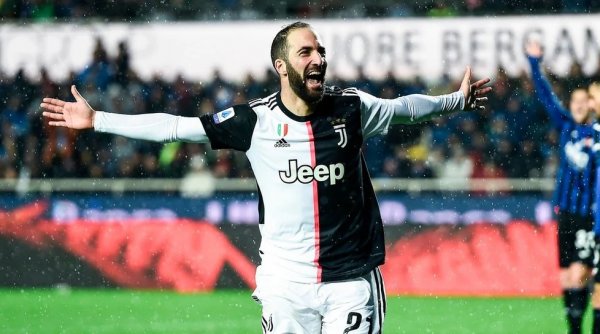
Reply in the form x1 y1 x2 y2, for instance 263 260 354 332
334 124 347 148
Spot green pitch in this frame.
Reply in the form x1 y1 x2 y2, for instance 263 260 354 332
0 288 584 333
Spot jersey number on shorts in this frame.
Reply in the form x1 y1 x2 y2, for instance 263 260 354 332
344 312 373 334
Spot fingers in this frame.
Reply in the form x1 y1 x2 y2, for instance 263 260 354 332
467 98 488 111
71 85 84 102
42 111 66 121
40 102 64 113
461 66 472 87
42 97 66 107
471 77 491 89
43 110 68 127
473 87 493 97
48 121 68 127
525 41 543 58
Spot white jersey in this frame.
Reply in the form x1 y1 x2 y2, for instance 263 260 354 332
201 86 399 283
94 85 463 284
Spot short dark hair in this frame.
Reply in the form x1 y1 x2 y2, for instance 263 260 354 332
270 21 311 68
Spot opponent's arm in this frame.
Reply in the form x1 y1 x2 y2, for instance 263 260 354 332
360 67 491 138
525 41 571 126
41 85 208 143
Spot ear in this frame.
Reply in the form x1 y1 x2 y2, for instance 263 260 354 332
275 59 287 76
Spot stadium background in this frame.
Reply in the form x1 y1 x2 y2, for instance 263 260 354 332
1 1 600 333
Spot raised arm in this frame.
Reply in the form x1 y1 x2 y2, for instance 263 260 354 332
360 67 491 138
41 85 208 143
525 41 571 127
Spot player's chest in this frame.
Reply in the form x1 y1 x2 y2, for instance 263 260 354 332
251 114 361 158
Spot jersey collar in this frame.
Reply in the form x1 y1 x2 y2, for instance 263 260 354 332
276 92 322 122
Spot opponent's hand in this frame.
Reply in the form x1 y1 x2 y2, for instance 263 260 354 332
460 66 492 111
525 41 543 58
40 85 95 129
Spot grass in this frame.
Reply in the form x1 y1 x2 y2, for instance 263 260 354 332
0 288 583 333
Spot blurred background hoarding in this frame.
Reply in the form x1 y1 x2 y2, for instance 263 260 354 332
1 15 599 82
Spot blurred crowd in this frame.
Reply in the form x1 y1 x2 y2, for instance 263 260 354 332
1 0 599 21
1 39 600 183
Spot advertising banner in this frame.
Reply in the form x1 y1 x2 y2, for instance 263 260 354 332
0 193 559 296
1 15 598 82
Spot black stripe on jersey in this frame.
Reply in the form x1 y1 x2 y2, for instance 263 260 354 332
249 94 278 108
249 102 267 108
375 267 387 315
342 87 359 96
249 100 265 108
308 92 385 282
199 104 258 151
323 85 359 97
372 269 384 333
257 183 265 224
268 97 278 110
261 316 267 334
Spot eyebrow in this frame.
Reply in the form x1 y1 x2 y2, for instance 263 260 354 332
297 46 327 54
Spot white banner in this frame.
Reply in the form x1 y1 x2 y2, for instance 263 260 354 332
1 15 599 83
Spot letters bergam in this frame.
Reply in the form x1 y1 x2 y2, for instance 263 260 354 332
279 160 345 185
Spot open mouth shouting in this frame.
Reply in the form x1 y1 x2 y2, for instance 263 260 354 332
304 68 325 91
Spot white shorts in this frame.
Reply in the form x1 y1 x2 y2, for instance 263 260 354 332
252 266 387 334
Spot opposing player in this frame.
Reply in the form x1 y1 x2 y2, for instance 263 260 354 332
526 41 595 334
587 81 600 333
41 22 491 333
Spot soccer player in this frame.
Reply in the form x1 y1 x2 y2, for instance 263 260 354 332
41 22 491 333
588 81 600 333
526 41 595 334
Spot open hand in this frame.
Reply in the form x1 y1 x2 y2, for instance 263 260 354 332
459 66 492 111
525 41 543 58
40 85 95 129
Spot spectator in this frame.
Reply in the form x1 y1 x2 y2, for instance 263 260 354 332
180 154 216 197
438 145 474 189
0 31 591 186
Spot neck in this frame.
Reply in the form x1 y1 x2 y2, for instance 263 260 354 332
280 85 314 117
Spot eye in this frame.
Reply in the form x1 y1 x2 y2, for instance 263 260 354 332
299 50 309 56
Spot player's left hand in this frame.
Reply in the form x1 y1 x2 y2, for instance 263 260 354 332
460 66 492 111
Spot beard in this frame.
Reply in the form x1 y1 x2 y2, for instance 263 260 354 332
286 61 326 105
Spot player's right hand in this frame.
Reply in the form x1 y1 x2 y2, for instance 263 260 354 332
525 41 543 58
40 85 95 129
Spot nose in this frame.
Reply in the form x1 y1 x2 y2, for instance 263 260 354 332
311 50 324 66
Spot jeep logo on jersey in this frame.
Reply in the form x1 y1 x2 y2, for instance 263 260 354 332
279 160 344 185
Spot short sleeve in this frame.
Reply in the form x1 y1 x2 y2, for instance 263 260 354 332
199 104 257 151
